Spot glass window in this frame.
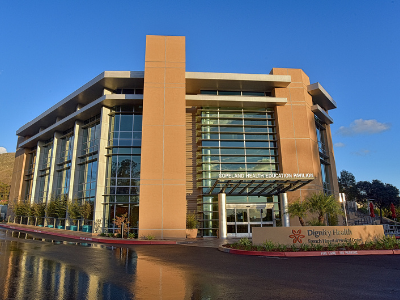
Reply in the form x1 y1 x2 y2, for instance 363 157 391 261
219 126 243 132
200 90 218 95
202 141 219 147
219 119 243 125
219 133 244 140
220 141 244 147
242 91 265 96
120 115 133 131
246 141 270 148
220 148 245 155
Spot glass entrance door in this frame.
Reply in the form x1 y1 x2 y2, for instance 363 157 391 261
226 204 275 237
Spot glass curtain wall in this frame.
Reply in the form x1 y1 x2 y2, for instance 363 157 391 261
315 116 331 194
24 149 37 201
104 105 142 234
55 128 74 198
77 115 100 203
38 139 54 203
198 107 281 236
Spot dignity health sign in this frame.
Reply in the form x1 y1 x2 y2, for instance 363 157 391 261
252 225 385 246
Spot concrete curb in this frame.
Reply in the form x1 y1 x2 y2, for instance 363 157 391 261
219 245 400 257
0 224 177 245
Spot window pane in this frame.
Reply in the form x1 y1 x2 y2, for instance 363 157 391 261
120 115 133 131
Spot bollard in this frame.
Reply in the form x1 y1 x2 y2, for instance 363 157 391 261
121 223 124 239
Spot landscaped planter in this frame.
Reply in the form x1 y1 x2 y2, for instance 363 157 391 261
70 225 78 231
186 229 198 238
82 225 92 233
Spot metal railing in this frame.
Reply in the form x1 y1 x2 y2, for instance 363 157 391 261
7 215 94 233
383 224 400 236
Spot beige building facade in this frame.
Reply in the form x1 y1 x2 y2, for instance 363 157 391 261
9 35 338 238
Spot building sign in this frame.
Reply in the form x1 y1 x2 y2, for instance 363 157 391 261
252 225 385 246
218 173 314 179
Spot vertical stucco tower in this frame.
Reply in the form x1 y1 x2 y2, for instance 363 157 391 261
271 68 338 206
9 35 338 238
139 36 187 238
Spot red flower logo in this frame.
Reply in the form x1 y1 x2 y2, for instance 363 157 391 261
289 230 305 244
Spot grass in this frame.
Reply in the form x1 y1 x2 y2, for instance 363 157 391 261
225 236 400 252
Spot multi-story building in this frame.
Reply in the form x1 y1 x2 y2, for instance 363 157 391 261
9 35 339 238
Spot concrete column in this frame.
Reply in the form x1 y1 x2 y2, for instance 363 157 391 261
30 141 44 203
47 132 62 199
68 120 83 201
139 35 187 239
280 192 290 227
8 136 30 202
93 106 110 232
218 193 227 238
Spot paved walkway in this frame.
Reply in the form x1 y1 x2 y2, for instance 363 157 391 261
0 223 240 248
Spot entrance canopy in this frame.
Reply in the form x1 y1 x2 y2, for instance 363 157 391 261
202 178 314 196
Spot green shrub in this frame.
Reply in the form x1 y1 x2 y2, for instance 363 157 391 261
277 244 287 252
364 240 374 250
313 244 323 251
186 212 198 229
307 219 324 226
108 233 114 238
291 244 298 252
128 233 136 239
327 242 335 251
99 233 106 237
300 243 310 251
351 241 360 250
380 236 398 249
238 238 252 247
263 240 275 251
14 201 31 216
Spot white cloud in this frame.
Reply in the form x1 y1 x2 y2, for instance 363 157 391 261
334 142 345 148
337 119 391 136
0 147 7 154
352 149 371 156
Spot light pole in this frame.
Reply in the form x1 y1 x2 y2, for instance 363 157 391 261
339 193 348 226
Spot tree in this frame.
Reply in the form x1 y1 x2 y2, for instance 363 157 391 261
356 180 400 223
80 201 93 222
287 200 308 226
46 200 57 218
113 213 130 236
338 170 358 202
68 199 81 225
31 203 46 225
305 193 343 225
55 196 67 219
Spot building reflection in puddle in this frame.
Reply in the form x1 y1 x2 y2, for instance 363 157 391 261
0 230 195 299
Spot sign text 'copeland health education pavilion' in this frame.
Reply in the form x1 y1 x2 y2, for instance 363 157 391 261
218 173 315 179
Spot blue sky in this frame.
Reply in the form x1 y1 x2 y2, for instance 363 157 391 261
0 0 399 188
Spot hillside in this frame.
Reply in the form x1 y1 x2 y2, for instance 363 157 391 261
0 153 15 185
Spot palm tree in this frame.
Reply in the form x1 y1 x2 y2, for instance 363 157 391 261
305 192 343 225
287 199 308 226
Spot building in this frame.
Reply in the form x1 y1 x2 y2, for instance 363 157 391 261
9 35 339 238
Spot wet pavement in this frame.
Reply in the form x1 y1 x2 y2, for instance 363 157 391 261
0 223 238 248
1 228 400 299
